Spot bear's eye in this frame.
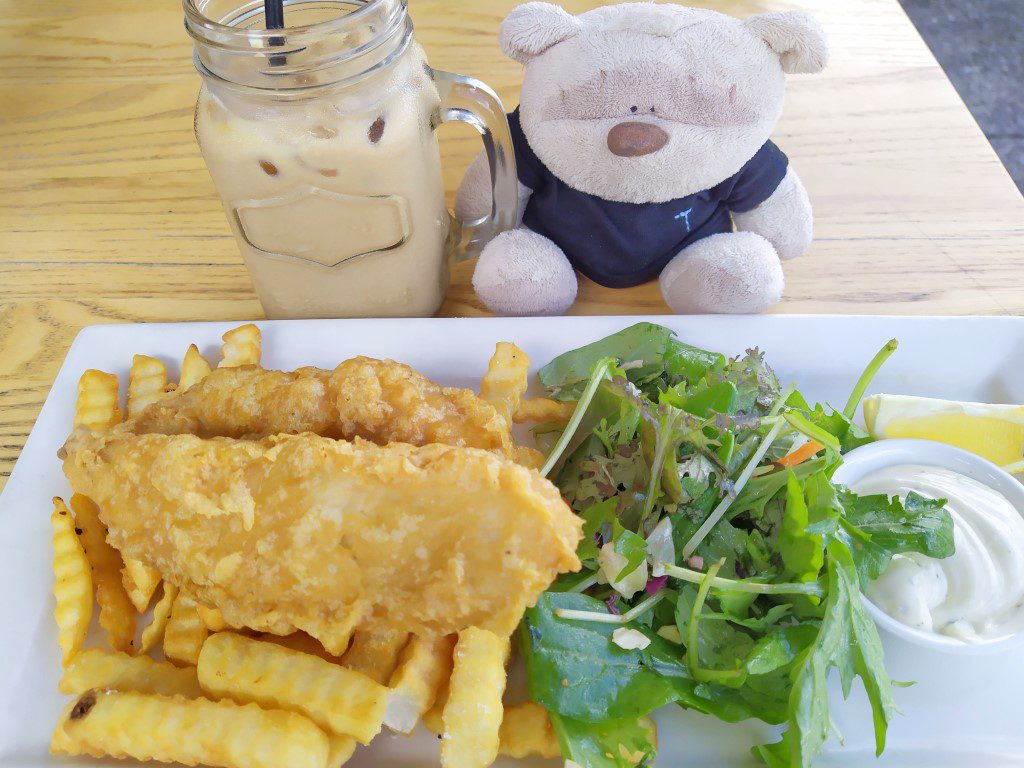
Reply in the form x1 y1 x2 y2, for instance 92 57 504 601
650 106 656 113
629 105 638 113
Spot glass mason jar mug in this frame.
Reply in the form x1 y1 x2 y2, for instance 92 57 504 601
185 0 518 319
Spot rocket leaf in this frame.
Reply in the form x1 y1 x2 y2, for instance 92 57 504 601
837 488 955 583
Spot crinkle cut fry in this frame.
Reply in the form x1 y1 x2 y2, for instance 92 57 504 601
480 342 530 429
51 689 328 768
441 627 510 768
219 324 261 368
69 494 135 653
163 592 209 667
74 370 121 430
342 628 409 685
197 632 388 745
140 582 177 653
384 634 456 733
60 648 202 698
50 497 92 666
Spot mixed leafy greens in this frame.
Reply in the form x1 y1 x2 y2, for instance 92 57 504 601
521 323 955 768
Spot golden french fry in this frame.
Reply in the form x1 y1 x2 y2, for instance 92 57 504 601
317 620 359 658
513 397 575 425
51 497 93 667
51 690 329 768
440 627 510 768
498 702 560 759
327 734 357 768
122 558 161 613
70 494 135 653
179 343 213 391
342 628 409 685
140 582 178 654
480 342 530 429
421 679 446 736
164 592 209 667
127 354 169 417
74 370 122 430
219 323 261 368
197 632 388 744
119 356 164 614
515 447 545 469
60 648 203 698
197 604 227 632
257 631 345 663
384 634 455 733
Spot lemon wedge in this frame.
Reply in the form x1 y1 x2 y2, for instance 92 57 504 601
863 394 1024 468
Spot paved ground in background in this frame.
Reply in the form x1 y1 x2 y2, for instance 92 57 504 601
900 0 1024 194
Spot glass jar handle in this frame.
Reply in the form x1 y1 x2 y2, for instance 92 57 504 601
432 70 518 260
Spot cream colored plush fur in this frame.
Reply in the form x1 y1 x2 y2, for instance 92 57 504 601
457 2 827 315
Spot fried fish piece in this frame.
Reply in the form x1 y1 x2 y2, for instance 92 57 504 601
62 426 581 654
127 358 516 457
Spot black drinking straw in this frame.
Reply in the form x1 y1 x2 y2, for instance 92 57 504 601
264 0 285 30
265 0 286 66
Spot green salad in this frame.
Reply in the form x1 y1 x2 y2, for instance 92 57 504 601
521 323 955 768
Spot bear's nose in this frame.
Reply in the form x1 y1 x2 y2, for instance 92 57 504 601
606 121 668 157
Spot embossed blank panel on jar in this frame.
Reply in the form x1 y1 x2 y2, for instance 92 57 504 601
186 0 517 318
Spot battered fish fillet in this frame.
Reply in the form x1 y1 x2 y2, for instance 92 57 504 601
128 358 516 456
62 425 582 654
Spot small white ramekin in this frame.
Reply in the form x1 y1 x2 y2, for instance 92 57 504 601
833 438 1024 655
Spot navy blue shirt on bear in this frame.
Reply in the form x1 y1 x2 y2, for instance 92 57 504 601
507 108 789 289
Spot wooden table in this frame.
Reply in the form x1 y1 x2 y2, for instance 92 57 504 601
1 0 1023 488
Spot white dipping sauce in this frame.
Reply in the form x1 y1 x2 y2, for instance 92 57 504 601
850 464 1024 642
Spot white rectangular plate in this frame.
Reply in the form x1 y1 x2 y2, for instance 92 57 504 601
2 315 1023 767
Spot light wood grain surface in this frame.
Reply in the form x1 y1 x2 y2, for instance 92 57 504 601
1 0 1023 488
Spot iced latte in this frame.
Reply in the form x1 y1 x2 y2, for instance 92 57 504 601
186 0 516 319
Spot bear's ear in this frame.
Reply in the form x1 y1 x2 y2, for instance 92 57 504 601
500 2 581 64
743 11 828 74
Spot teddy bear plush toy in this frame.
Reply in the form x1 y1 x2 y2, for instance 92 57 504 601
455 2 828 315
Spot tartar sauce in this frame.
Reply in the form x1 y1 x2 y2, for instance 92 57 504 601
850 464 1024 642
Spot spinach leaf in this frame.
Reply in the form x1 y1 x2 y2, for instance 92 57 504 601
680 380 739 418
664 339 726 383
550 711 658 768
538 322 724 399
522 592 767 724
539 323 675 398
522 592 690 722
